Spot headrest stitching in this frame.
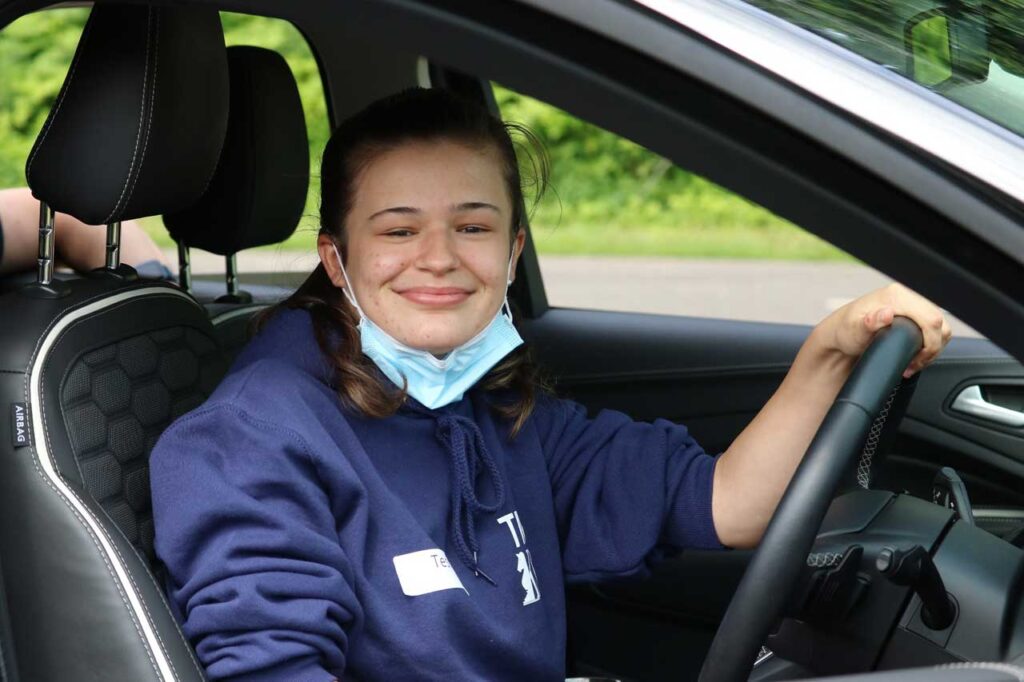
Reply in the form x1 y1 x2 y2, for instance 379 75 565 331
115 9 163 224
105 7 157 224
25 13 97 185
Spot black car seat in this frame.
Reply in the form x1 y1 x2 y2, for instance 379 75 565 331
165 45 309 360
0 5 229 680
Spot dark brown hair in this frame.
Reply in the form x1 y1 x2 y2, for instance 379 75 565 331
268 87 548 436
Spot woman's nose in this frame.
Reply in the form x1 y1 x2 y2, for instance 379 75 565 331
416 229 460 274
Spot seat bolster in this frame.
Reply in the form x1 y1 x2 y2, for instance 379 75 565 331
0 430 204 681
0 280 217 681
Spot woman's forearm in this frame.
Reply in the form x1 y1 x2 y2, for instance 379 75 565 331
710 325 855 549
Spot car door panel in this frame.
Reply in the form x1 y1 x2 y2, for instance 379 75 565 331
520 309 805 454
885 345 1024 539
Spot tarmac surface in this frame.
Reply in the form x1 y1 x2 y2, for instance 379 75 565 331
174 250 983 338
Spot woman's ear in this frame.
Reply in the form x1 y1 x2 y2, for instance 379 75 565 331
317 234 348 289
509 229 527 284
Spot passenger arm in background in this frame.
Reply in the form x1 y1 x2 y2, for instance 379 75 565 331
0 187 168 274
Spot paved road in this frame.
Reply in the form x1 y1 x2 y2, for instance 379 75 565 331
173 250 983 338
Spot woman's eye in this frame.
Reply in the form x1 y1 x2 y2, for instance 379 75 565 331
383 228 414 237
459 224 490 234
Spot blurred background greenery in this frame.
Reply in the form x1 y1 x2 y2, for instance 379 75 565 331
0 8 847 260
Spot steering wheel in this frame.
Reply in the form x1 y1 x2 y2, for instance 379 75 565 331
698 317 924 682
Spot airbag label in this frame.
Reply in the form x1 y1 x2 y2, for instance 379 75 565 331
11 403 30 448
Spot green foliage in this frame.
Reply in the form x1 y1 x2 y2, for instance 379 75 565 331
0 8 846 261
492 84 844 261
0 8 89 187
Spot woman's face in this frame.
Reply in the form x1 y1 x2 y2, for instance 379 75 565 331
318 140 525 355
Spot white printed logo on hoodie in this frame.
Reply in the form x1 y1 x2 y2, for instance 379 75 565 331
497 510 541 606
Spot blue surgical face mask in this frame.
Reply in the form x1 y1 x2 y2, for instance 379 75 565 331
330 243 524 409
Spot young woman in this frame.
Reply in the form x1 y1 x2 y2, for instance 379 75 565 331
150 88 951 682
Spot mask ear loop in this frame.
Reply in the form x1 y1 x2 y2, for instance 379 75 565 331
501 249 515 321
330 242 367 320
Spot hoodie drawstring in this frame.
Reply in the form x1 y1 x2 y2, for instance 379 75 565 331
436 413 505 585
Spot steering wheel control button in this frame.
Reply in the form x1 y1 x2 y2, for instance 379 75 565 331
876 545 955 630
794 545 869 625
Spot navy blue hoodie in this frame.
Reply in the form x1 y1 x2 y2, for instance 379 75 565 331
150 308 722 681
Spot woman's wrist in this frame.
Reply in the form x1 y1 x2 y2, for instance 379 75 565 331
800 317 858 379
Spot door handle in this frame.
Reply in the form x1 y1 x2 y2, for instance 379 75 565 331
951 385 1024 427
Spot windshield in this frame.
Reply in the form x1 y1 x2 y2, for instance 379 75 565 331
741 0 1024 138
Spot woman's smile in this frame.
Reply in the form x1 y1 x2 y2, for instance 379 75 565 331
395 285 473 307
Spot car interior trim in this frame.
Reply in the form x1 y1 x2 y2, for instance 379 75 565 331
902 417 1024 477
209 303 268 327
541 362 796 384
27 287 202 682
951 385 1024 427
973 508 1024 521
630 0 1024 210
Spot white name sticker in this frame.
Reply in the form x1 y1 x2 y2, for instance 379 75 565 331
393 549 467 597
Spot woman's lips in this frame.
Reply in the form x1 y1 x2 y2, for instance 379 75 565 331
397 287 472 306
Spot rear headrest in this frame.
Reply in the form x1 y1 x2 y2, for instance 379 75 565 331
26 5 229 225
164 46 309 255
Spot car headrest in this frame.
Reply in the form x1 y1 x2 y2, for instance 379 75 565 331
164 46 309 256
25 4 229 226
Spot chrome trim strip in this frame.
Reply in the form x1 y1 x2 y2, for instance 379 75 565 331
210 303 266 326
974 507 1024 520
633 0 1024 205
951 385 1024 427
30 287 199 682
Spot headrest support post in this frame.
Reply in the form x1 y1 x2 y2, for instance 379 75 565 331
21 200 70 298
37 201 56 285
213 253 252 304
177 243 192 292
105 221 121 270
225 254 239 297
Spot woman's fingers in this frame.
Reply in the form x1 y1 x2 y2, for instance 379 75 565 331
900 302 951 378
829 284 951 375
855 284 950 378
866 306 894 332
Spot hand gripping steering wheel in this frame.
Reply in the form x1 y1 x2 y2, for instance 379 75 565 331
698 317 924 682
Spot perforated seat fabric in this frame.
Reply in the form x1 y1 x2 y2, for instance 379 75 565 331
61 325 226 563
